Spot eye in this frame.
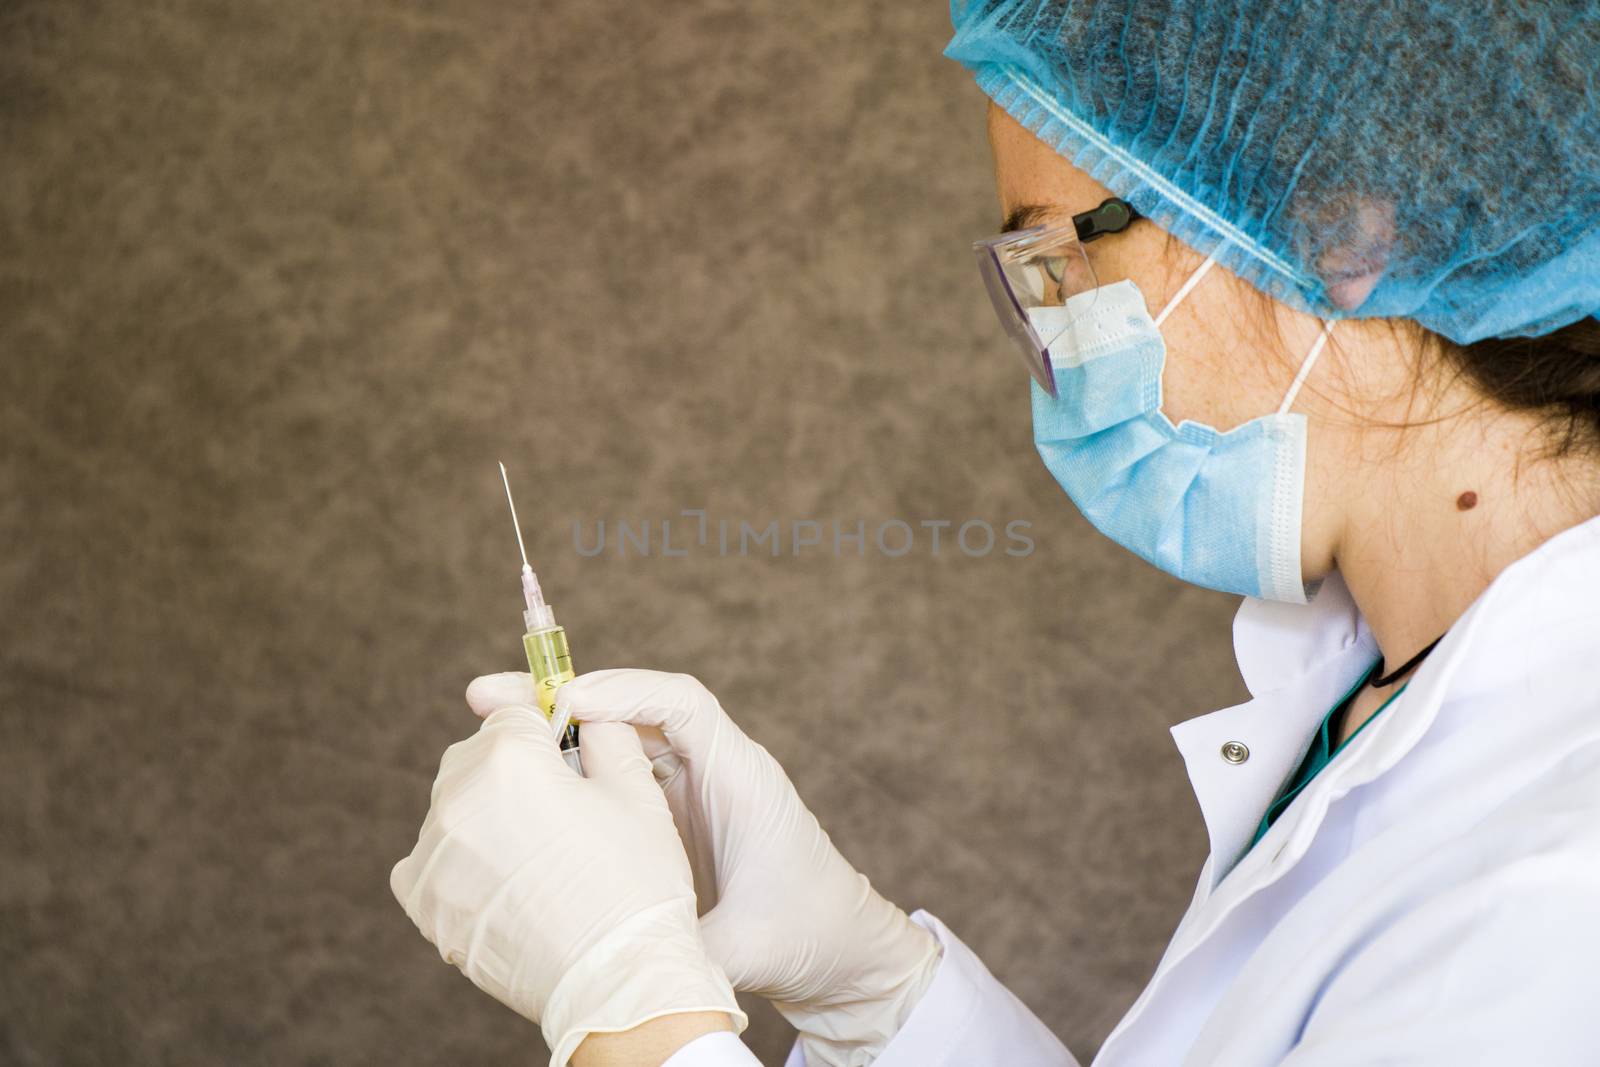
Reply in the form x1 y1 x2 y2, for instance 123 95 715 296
1018 255 1071 305
1012 259 1048 302
1035 250 1098 301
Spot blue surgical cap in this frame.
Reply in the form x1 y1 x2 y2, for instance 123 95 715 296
947 1 1600 344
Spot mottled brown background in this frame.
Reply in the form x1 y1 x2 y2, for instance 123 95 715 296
0 2 1250 1063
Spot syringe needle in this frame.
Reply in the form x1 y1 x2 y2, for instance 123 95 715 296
498 461 531 569
494 463 579 773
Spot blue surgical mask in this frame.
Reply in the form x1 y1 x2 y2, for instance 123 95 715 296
1029 255 1333 603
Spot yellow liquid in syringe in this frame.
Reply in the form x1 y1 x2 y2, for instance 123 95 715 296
522 624 575 717
523 623 580 757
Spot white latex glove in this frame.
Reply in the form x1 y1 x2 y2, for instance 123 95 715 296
390 686 747 1067
539 669 944 1067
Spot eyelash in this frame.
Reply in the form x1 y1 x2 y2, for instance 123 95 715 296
1026 256 1068 284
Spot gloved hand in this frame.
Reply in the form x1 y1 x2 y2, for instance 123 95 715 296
390 687 747 1067
468 669 943 1067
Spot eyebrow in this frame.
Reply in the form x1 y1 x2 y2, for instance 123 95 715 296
1000 202 1063 235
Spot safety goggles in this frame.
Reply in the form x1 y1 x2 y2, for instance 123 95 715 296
972 197 1142 397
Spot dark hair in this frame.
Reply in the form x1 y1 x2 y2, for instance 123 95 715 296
1428 318 1600 459
1158 230 1600 456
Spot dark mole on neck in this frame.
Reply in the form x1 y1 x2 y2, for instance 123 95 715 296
1457 491 1479 511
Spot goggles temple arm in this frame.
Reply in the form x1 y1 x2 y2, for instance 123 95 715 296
1073 198 1142 243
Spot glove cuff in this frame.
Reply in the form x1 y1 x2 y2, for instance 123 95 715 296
776 924 943 1067
542 897 748 1067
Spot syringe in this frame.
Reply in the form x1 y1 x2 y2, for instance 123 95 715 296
499 462 583 774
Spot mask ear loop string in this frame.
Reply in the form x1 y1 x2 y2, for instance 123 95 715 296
1278 320 1336 415
1153 253 1219 328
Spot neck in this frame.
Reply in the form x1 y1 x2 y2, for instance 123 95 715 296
1332 401 1600 677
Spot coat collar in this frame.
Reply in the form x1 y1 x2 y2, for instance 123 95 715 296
1170 511 1600 893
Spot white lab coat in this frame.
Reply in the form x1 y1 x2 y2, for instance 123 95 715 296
667 513 1600 1066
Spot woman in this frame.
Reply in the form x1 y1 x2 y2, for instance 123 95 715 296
390 2 1600 1064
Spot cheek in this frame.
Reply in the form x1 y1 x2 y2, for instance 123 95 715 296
1158 321 1287 431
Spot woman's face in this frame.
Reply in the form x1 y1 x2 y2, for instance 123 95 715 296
985 101 1326 431
984 101 1351 577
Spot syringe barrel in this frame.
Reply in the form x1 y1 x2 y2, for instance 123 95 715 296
522 624 577 728
523 624 581 767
